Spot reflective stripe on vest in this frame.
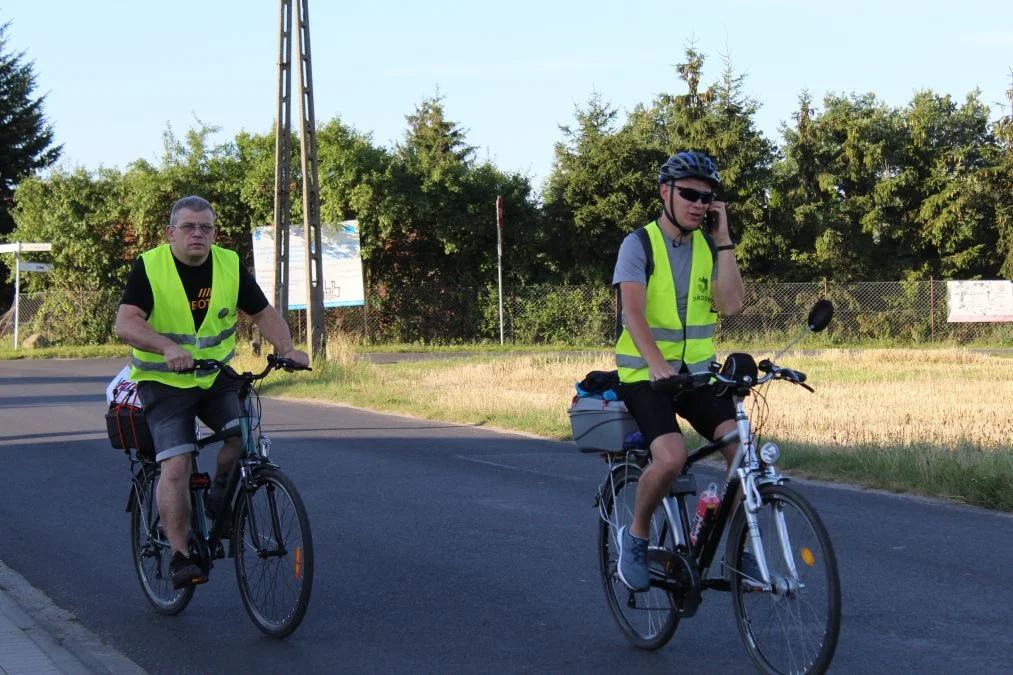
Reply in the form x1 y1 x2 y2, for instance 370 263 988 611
130 244 240 389
615 221 717 383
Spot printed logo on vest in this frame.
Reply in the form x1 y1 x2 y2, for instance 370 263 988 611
191 287 212 311
693 276 710 304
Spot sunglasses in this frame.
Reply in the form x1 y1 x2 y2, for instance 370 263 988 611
672 186 715 204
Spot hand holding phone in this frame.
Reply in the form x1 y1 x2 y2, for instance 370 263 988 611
704 211 717 233
705 200 730 243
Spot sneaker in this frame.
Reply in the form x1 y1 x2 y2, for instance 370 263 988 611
169 551 208 589
617 526 650 591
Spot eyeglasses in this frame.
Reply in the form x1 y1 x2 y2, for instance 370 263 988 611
174 223 215 235
672 186 715 204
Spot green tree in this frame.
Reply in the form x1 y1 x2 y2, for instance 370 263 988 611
0 22 61 200
10 168 129 343
0 20 62 307
774 88 1005 281
985 76 1013 278
543 93 663 284
639 47 776 277
352 94 542 341
904 90 999 278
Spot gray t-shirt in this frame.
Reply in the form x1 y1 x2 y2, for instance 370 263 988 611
612 224 718 326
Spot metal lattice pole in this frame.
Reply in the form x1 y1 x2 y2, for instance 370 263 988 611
295 0 325 360
273 0 293 321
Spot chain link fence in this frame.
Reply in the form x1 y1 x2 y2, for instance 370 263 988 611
2 281 1010 349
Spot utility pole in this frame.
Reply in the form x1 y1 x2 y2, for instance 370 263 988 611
274 0 325 361
273 0 292 321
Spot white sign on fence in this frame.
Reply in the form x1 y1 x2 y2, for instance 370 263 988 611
252 221 364 309
947 280 1013 322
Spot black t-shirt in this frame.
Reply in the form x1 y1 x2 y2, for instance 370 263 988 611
120 252 270 329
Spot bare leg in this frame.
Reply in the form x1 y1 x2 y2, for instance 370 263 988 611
157 453 193 556
630 432 687 539
215 435 242 479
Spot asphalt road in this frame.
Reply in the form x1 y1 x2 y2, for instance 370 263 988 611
1 358 1012 674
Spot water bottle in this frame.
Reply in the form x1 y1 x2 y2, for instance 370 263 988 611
689 482 721 545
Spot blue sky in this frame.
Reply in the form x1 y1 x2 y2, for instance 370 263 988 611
3 0 1011 188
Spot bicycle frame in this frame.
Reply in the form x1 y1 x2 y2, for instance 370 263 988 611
603 390 788 595
127 378 279 561
190 381 279 548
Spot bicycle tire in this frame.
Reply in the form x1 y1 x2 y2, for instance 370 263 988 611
597 461 680 650
233 467 313 638
130 465 195 615
726 483 841 675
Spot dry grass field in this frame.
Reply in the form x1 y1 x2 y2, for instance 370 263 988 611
255 347 1013 510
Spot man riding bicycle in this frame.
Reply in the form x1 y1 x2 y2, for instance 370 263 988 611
115 195 309 589
612 151 745 591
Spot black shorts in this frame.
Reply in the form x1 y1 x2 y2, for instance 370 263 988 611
618 380 735 447
138 374 244 463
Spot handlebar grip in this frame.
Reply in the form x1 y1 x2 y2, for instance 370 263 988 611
271 356 312 372
650 372 693 395
179 359 220 374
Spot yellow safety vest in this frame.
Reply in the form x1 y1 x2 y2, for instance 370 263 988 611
130 244 240 389
615 221 717 382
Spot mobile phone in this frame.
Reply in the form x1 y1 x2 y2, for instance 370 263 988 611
704 211 716 233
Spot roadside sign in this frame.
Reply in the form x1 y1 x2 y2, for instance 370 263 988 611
0 242 52 253
18 262 53 273
1 241 55 349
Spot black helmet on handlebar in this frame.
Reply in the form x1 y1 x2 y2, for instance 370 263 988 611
658 151 720 187
713 352 758 399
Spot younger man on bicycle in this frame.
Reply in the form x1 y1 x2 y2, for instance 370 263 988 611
115 195 309 588
612 152 745 591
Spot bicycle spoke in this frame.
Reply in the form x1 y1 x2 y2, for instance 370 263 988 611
235 469 313 638
131 467 193 614
598 463 679 650
730 485 841 674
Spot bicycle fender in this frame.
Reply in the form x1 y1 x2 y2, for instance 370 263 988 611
125 484 136 513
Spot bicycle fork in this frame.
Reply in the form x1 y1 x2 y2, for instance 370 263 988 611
736 469 802 593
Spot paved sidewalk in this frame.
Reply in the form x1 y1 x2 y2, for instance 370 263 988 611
0 561 144 675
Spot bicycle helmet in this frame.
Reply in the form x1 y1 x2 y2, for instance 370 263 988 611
657 151 720 187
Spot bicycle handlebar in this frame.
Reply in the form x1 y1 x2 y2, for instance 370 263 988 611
650 357 813 396
180 353 312 381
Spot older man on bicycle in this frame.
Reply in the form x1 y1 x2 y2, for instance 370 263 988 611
612 151 745 591
115 195 309 589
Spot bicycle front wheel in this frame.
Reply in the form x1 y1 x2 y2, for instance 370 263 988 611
597 461 679 650
130 465 194 615
234 467 313 638
727 483 841 675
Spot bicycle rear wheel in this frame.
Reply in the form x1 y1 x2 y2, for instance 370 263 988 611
597 461 679 650
130 465 194 615
727 484 841 675
234 467 313 638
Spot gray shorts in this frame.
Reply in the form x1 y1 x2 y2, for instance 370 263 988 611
137 374 244 463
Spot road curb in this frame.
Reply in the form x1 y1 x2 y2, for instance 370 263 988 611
0 561 146 675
